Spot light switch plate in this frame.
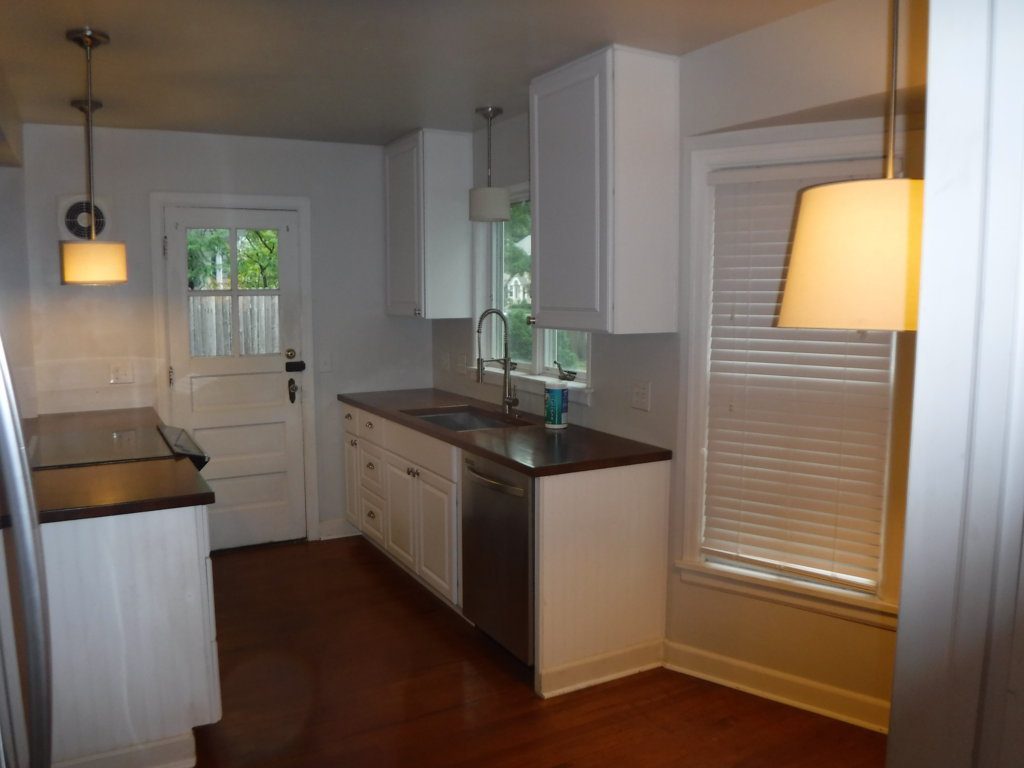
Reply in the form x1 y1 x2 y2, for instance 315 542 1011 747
109 361 134 385
630 380 651 412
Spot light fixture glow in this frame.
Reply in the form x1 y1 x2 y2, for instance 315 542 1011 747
60 241 129 285
778 0 921 331
469 106 510 222
60 26 127 285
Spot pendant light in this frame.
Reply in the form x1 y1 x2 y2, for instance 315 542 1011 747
59 27 127 285
469 106 510 222
778 0 922 331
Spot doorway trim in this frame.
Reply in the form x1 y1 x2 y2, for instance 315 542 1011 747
149 192 320 541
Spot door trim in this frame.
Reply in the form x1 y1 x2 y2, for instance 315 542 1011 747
149 193 320 541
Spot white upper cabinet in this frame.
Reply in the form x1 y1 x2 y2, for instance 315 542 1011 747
529 45 680 334
385 129 473 318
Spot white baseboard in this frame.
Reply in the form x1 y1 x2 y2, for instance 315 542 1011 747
54 733 196 768
662 640 890 733
537 640 664 698
318 517 358 540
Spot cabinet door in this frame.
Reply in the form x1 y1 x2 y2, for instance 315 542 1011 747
530 48 611 332
417 468 457 603
343 437 361 530
385 133 423 317
383 453 417 571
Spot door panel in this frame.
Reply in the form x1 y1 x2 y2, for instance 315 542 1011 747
417 468 455 602
165 207 306 550
383 454 417 571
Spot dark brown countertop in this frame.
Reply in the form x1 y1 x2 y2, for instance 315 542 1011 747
18 407 215 526
338 389 672 477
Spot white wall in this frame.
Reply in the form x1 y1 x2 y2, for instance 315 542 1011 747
20 123 433 527
0 166 36 416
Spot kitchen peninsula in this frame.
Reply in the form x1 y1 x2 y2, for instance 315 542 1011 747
23 408 220 768
339 388 672 697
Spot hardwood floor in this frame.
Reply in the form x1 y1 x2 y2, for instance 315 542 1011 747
195 537 886 767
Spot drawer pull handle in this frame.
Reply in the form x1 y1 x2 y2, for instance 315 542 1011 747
406 467 413 476
365 421 374 430
366 510 376 520
412 468 420 478
349 439 357 447
366 462 375 471
344 413 352 420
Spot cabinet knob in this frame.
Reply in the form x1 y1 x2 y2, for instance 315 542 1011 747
413 468 420 478
366 461 375 471
349 439 358 447
413 308 423 317
406 467 413 476
365 421 374 430
344 413 352 420
366 509 376 520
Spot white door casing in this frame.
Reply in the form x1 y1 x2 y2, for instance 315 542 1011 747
164 205 307 550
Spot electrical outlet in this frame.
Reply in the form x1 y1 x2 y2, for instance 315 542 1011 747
630 380 651 412
109 361 134 385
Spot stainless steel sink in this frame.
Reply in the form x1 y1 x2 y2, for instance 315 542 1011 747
401 405 532 432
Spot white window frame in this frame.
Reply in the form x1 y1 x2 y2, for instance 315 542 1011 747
486 182 592 387
677 120 913 628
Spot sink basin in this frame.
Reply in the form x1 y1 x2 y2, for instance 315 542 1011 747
401 405 532 432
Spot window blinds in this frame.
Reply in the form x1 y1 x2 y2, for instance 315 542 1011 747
701 168 894 593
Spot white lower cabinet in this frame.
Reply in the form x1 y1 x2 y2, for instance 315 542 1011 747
416 468 456 599
343 435 361 530
360 488 386 546
383 452 417 571
342 409 459 605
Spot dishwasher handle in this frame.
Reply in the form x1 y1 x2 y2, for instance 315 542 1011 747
465 465 526 498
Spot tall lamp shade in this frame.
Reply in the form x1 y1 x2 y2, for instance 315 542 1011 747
469 186 511 222
778 178 923 331
59 240 128 285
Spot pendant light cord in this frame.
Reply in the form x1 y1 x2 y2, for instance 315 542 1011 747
485 113 493 188
84 39 97 240
885 0 899 180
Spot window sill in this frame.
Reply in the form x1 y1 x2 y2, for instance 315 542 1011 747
674 559 898 630
469 365 593 407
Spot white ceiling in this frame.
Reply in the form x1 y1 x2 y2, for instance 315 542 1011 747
0 0 831 154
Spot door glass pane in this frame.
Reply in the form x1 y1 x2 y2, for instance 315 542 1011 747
547 330 589 376
237 229 280 290
187 228 231 290
189 296 233 356
239 295 280 355
501 201 533 364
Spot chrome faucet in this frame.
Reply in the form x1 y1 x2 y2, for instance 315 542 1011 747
476 308 519 415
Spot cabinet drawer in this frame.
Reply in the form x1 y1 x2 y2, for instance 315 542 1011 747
359 413 383 441
385 420 458 481
359 441 385 496
360 488 386 546
341 404 362 434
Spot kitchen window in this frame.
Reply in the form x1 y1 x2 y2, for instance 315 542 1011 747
491 189 590 382
682 152 907 610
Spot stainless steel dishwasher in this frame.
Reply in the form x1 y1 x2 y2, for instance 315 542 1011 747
461 453 534 665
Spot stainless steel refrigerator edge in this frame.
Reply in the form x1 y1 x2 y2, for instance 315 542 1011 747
0 333 53 768
461 454 534 666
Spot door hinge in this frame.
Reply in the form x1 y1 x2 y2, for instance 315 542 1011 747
168 366 174 386
162 235 168 260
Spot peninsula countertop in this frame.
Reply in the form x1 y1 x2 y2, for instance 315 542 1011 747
337 389 672 477
19 407 214 526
